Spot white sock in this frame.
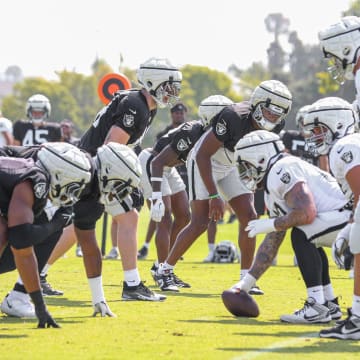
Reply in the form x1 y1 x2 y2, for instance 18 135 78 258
208 243 215 252
88 276 106 305
160 262 174 274
16 276 24 285
154 260 159 268
143 243 150 249
40 264 51 277
307 285 325 304
323 284 336 302
352 295 360 317
240 269 249 280
124 268 141 287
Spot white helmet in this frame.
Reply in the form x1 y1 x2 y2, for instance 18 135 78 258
96 142 142 206
26 94 51 123
250 80 292 131
319 16 360 84
198 95 234 127
303 97 355 156
137 57 182 108
37 142 92 206
352 99 360 132
234 130 285 191
212 240 239 263
295 104 311 130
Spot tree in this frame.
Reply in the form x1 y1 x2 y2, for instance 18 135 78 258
4 65 23 82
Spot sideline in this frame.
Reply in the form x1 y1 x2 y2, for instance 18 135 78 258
232 332 318 360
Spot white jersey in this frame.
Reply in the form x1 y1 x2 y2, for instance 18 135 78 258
265 155 348 218
0 117 13 146
329 133 360 202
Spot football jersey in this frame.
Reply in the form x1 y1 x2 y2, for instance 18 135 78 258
329 133 360 202
0 117 13 146
0 157 49 218
79 90 157 156
13 120 62 145
153 120 205 162
281 130 318 165
264 155 348 218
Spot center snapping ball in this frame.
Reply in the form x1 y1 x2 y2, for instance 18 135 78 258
221 289 259 317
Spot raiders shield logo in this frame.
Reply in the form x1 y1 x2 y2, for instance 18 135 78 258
177 139 189 152
215 121 227 136
280 172 291 184
34 182 47 199
341 151 353 164
123 114 135 127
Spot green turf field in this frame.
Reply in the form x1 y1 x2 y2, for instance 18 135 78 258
1 208 359 359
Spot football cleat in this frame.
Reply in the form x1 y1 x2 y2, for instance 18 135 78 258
320 308 360 340
75 245 83 257
326 297 342 320
248 285 264 296
280 297 331 324
122 281 167 301
104 247 120 260
93 301 116 317
172 273 191 288
137 245 149 260
1 292 36 318
40 275 64 296
203 251 215 263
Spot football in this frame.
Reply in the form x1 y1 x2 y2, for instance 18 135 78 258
221 289 259 317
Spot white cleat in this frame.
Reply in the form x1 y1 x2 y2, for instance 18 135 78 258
1 291 36 318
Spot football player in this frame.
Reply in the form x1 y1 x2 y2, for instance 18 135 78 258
42 58 181 303
157 80 292 295
232 130 351 323
139 95 233 291
0 142 92 328
13 94 62 145
302 96 360 338
316 16 360 339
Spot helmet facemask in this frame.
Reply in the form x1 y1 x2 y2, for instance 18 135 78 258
50 180 86 206
324 54 354 85
252 101 287 131
237 160 266 191
152 80 181 108
99 177 135 206
304 123 334 157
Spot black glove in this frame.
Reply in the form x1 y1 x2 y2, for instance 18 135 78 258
52 206 74 229
35 306 61 329
131 188 144 212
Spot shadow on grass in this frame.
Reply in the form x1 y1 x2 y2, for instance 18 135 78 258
0 334 28 339
44 297 90 307
218 338 360 354
180 317 273 326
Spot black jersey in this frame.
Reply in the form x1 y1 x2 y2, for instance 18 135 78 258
156 124 174 141
0 157 49 218
212 102 284 152
13 120 62 145
79 90 157 156
281 130 318 165
154 120 205 162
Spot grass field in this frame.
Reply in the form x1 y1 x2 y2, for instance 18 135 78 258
1 208 359 359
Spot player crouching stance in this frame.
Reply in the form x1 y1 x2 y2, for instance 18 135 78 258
232 130 351 324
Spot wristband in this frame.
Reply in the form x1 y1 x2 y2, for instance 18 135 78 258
151 191 162 201
209 193 220 199
29 290 45 308
151 177 163 182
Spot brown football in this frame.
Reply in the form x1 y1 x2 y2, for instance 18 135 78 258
221 289 260 317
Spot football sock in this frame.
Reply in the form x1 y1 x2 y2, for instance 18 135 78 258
208 243 215 252
161 262 174 273
352 295 360 317
307 285 324 304
323 284 336 302
40 263 51 277
124 268 141 287
88 276 106 304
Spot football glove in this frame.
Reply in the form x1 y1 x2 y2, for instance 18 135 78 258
245 218 276 237
332 223 351 269
35 307 60 329
53 206 74 229
93 301 116 317
150 192 165 222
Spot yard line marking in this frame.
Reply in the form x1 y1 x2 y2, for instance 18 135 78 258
232 332 318 360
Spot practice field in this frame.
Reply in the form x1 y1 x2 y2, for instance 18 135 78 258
0 208 359 359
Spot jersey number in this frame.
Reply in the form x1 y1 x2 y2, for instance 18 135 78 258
22 129 49 145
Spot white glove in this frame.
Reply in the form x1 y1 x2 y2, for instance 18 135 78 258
245 218 276 238
93 301 116 317
332 223 351 269
150 192 165 222
350 200 360 254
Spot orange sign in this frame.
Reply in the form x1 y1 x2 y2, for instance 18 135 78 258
97 73 132 104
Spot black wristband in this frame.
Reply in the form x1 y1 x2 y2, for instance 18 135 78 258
29 290 45 308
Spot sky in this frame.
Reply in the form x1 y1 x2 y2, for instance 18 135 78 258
0 0 353 80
